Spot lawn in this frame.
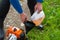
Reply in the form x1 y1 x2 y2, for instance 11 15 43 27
27 0 60 40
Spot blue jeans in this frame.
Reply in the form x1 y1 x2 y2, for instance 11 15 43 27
0 0 10 39
0 0 10 29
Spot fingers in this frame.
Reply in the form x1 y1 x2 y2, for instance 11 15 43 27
20 13 27 23
23 15 27 23
34 4 37 11
34 3 43 13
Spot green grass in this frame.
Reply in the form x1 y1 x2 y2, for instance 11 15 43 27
27 0 60 40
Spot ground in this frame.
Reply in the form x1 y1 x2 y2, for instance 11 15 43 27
4 0 60 40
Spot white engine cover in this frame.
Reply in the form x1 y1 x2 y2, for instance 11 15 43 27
31 10 45 20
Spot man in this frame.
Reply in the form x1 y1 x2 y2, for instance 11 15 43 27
0 0 43 40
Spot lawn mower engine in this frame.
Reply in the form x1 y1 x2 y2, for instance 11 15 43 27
6 26 26 40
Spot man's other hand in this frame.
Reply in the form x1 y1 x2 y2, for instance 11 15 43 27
34 3 43 13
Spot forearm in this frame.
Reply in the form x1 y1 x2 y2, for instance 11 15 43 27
9 0 23 14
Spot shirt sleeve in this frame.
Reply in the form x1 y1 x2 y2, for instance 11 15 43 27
9 0 23 14
36 0 43 3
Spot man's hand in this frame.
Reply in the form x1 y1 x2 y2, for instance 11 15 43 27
20 12 27 23
35 3 43 13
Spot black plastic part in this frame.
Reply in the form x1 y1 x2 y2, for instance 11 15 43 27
20 33 25 40
24 21 35 34
14 28 17 32
17 33 25 40
37 26 44 30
